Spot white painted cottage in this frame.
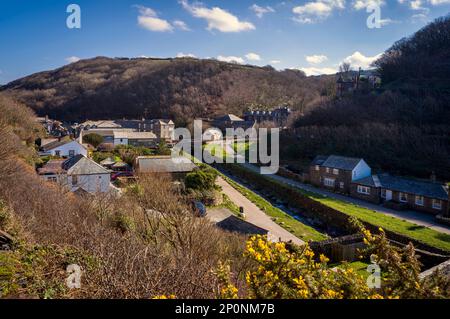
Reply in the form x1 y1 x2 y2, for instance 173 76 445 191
40 139 87 158
38 155 111 193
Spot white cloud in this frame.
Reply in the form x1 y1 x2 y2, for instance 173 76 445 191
180 0 255 32
66 56 81 64
396 0 450 13
292 0 345 24
342 51 382 69
306 54 328 64
136 5 174 32
217 55 245 64
411 12 430 23
250 4 275 18
245 52 262 61
270 60 282 64
353 0 385 10
299 66 338 76
176 52 197 58
173 20 191 31
429 0 450 4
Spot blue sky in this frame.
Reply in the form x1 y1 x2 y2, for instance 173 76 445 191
0 0 449 84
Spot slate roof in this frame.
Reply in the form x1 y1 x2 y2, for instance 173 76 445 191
41 139 81 152
215 114 245 122
63 155 110 175
113 131 157 140
207 208 268 236
316 155 363 171
136 156 196 173
217 215 269 236
311 155 328 166
81 119 174 130
352 175 381 188
38 159 66 175
354 174 449 200
100 157 116 166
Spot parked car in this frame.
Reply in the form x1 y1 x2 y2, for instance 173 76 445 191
192 201 207 217
111 171 134 181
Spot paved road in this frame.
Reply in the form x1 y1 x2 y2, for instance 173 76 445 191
216 176 304 245
241 163 450 235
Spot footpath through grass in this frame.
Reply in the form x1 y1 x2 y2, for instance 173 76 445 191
219 173 327 242
188 152 327 242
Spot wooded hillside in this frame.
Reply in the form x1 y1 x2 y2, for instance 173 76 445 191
285 16 450 181
1 57 332 126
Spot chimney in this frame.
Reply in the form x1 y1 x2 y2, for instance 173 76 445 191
430 171 437 182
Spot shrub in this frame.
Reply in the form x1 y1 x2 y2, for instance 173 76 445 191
185 167 218 191
83 133 104 148
217 220 450 299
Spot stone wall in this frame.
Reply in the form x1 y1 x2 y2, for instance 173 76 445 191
221 164 450 256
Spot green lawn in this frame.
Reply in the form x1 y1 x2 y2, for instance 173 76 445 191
235 166 450 252
313 194 450 252
219 174 327 242
334 261 370 280
210 194 242 217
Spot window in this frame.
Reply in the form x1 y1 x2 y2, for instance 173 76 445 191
72 175 78 186
324 178 335 187
357 185 371 195
326 168 330 173
55 150 61 157
48 177 57 183
415 196 424 206
381 189 387 199
432 200 442 210
399 193 408 203
340 182 345 189
333 169 339 175
315 165 320 171
69 150 75 157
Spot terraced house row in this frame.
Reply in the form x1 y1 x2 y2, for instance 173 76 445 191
309 155 449 217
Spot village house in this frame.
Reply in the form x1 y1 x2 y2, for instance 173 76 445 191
38 155 111 193
244 106 292 128
76 118 175 143
213 114 256 132
36 116 69 137
351 174 449 216
148 119 176 142
113 131 158 148
203 128 223 142
309 155 372 194
336 68 381 97
39 139 87 158
134 156 196 178
206 208 269 237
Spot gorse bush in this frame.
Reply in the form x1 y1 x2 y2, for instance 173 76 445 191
217 220 450 299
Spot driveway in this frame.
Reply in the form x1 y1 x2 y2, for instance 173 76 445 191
241 163 450 235
216 177 304 245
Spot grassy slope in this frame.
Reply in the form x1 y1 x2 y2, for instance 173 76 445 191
219 174 327 242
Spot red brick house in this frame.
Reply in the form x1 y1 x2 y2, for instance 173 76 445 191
351 174 449 216
309 155 372 194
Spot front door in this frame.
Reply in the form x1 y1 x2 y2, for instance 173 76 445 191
385 190 393 201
